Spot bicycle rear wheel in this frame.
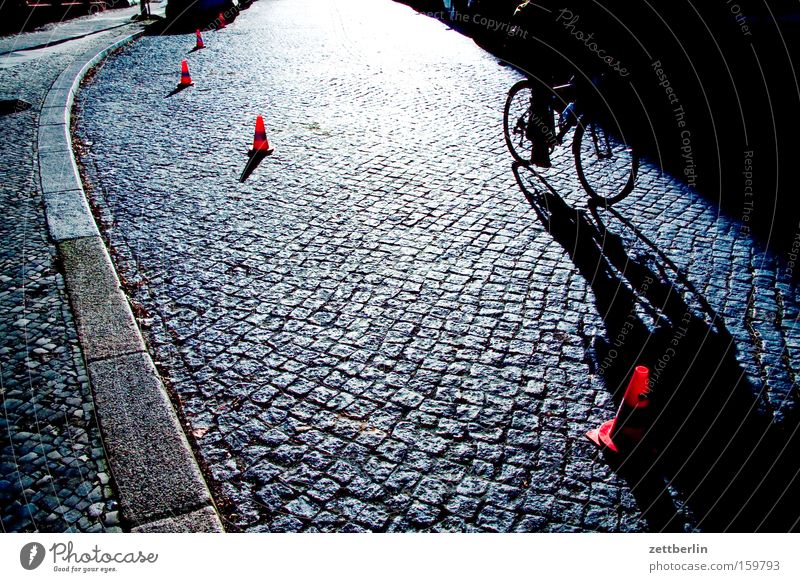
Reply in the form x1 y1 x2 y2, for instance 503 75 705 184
573 119 638 205
503 80 536 165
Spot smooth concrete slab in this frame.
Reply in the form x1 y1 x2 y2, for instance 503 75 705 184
58 64 86 86
0 4 163 55
131 506 224 533
87 352 215 528
58 236 146 362
49 77 78 94
42 86 74 110
39 149 81 194
37 123 70 153
39 105 68 127
43 189 100 241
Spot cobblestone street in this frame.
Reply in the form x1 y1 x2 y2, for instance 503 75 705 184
73 0 800 532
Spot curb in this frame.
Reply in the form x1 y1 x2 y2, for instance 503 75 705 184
37 27 224 533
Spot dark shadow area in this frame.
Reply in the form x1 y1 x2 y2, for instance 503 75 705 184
147 0 253 35
0 99 32 116
239 149 268 183
165 82 193 98
512 161 800 531
399 0 800 274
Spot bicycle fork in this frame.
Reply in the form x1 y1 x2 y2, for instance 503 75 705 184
557 102 577 144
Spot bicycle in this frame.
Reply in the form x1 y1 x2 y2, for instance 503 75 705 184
503 77 639 206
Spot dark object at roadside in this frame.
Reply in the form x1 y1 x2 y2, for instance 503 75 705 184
0 99 33 116
164 0 242 31
398 0 800 266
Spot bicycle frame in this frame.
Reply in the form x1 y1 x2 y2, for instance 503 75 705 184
503 76 639 205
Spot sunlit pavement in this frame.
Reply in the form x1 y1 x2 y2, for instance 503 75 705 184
74 0 799 532
0 3 166 68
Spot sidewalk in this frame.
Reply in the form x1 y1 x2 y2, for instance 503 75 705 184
0 5 162 533
0 4 164 58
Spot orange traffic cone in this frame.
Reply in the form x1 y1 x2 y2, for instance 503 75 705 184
178 60 194 87
218 13 226 29
249 115 274 155
587 365 652 454
195 29 205 49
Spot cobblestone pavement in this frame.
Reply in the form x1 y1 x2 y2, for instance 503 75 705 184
1 33 123 532
75 0 800 532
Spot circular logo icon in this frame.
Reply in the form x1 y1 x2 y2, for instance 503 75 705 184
20 542 46 570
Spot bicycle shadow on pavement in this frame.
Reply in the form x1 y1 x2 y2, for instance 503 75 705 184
511 162 800 532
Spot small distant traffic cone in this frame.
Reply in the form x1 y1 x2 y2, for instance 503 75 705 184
178 60 194 87
195 29 205 49
249 115 274 155
218 13 226 29
587 365 652 454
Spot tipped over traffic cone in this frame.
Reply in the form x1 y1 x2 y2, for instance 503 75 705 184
587 365 652 454
195 29 205 49
218 13 226 29
178 60 194 87
249 115 274 155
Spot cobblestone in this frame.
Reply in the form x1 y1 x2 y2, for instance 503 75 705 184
73 0 800 532
1 32 123 531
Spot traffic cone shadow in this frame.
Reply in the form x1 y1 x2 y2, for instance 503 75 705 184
166 85 192 97
240 150 268 183
239 115 274 183
166 85 192 98
166 60 194 97
189 30 205 53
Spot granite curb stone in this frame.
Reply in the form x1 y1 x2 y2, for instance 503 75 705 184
43 189 100 241
58 235 145 360
39 105 69 127
131 506 225 533
36 27 223 533
39 148 82 194
87 352 215 528
37 123 70 153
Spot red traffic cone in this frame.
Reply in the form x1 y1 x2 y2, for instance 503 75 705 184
250 115 274 155
195 29 205 49
218 13 226 29
587 365 652 454
178 60 194 87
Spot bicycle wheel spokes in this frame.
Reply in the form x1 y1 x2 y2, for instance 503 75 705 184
574 120 638 204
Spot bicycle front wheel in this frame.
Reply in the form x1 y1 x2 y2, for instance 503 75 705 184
503 80 536 165
573 119 638 205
